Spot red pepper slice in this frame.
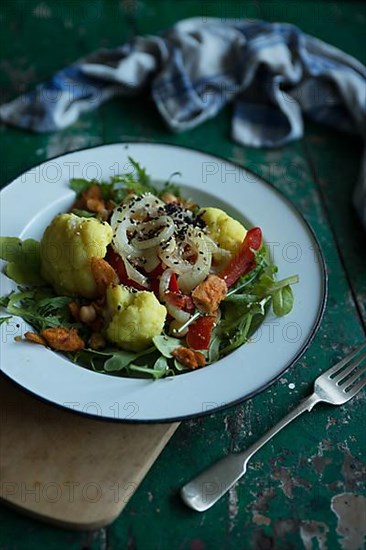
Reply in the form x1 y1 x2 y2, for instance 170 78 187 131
165 291 195 312
147 263 164 297
149 266 180 297
186 315 216 350
168 272 180 293
149 263 165 279
218 227 262 287
105 253 186 300
105 248 146 291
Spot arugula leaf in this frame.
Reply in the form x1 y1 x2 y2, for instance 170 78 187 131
109 157 157 198
128 363 168 379
104 351 139 372
0 294 11 307
0 316 12 325
69 178 95 194
173 358 188 372
0 237 44 285
127 156 151 186
265 275 299 294
225 293 258 304
219 313 253 357
208 329 221 364
153 356 169 374
214 243 298 359
70 158 160 207
272 285 294 316
1 288 74 331
71 209 97 218
249 296 272 317
152 335 182 358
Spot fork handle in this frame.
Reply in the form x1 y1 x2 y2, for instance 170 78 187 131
181 392 320 512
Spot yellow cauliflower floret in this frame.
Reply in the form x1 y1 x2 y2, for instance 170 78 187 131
199 207 247 254
105 285 167 352
40 213 113 298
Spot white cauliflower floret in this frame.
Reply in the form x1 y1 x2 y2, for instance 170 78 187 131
40 213 113 298
199 207 247 254
105 285 167 352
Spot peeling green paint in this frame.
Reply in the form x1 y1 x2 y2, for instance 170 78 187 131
0 1 365 549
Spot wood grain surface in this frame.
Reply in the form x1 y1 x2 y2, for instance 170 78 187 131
0 375 178 530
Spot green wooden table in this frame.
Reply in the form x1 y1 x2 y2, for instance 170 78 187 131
1 1 365 548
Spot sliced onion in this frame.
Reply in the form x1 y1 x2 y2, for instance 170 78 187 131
159 268 173 302
124 258 149 288
166 303 191 323
111 193 177 275
131 216 175 250
205 236 231 259
158 237 192 275
159 268 191 323
110 193 213 294
111 215 137 257
143 247 161 273
178 228 212 293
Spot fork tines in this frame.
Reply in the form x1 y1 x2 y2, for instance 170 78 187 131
328 342 366 392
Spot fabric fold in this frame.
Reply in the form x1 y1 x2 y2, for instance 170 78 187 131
1 17 365 227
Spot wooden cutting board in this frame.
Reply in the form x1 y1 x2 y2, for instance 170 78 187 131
0 374 179 530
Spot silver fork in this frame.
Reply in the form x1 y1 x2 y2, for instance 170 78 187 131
181 342 366 512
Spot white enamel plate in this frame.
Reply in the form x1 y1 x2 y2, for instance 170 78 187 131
0 143 327 422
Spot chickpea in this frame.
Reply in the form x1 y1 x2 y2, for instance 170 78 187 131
79 304 97 324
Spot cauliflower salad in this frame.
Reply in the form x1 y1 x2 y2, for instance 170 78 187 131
0 159 298 378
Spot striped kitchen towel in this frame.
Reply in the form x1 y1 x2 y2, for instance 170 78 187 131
1 18 365 225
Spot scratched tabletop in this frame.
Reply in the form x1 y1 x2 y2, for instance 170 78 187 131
0 1 365 549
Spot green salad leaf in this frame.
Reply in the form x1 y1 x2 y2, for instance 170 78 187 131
153 356 169 374
214 249 299 358
173 358 189 372
71 209 97 218
69 158 185 210
0 237 44 285
272 285 295 316
0 316 12 325
152 335 182 358
68 178 94 194
69 157 159 206
104 351 138 372
0 288 75 331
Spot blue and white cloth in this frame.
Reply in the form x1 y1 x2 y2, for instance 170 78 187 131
1 18 365 225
